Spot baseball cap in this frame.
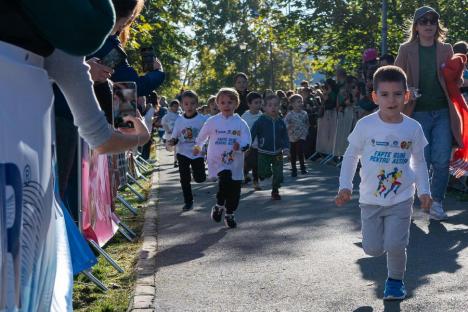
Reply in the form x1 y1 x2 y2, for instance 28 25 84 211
413 6 440 22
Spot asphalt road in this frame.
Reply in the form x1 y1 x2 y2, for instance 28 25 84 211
152 148 468 312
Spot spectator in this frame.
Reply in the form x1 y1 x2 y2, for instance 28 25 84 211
453 41 468 94
395 6 460 220
0 1 150 311
300 80 310 88
89 0 165 122
378 53 395 66
233 72 250 115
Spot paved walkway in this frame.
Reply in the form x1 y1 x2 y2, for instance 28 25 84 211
147 148 468 312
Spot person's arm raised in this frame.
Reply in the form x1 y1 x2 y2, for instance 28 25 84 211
45 49 149 154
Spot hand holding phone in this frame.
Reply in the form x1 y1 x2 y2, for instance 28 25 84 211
117 114 150 146
113 82 138 129
87 58 113 82
100 47 126 69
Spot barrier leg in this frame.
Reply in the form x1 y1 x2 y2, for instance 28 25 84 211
138 173 150 182
116 194 138 215
133 164 150 181
81 269 108 292
118 227 134 242
136 155 154 168
320 154 333 165
308 152 320 161
134 157 151 173
118 220 137 238
126 183 145 201
127 173 145 190
322 155 335 165
89 240 124 273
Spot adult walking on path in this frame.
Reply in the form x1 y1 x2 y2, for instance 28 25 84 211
395 6 465 221
141 148 468 312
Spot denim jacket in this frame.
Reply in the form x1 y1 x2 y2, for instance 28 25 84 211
251 114 289 155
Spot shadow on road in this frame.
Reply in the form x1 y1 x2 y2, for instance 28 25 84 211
357 220 468 299
155 227 228 269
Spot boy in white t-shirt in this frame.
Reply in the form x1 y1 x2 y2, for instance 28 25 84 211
335 66 432 300
241 92 263 190
161 99 180 167
168 91 206 211
194 88 251 228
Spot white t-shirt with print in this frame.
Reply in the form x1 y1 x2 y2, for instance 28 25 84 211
171 113 206 159
196 114 251 180
161 111 180 140
241 110 262 148
339 112 430 206
283 110 309 142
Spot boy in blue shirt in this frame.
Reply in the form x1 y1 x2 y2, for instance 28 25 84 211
251 94 289 200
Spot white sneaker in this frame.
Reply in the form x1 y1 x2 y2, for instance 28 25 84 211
429 201 448 220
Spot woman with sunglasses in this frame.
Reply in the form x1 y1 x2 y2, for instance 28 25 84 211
395 6 461 221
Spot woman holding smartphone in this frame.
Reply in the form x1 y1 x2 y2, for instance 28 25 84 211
91 0 165 99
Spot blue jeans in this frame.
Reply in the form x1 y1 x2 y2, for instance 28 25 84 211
412 109 452 202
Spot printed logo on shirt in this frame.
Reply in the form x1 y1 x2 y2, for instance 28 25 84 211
181 127 199 142
216 129 241 136
400 141 412 149
221 150 235 165
374 167 403 198
369 151 409 164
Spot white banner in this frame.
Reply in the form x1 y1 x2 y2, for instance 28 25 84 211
0 42 72 312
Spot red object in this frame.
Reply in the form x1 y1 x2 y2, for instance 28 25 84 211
363 48 378 62
443 53 468 177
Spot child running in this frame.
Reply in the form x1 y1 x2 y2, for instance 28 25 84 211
283 94 310 177
241 92 263 190
194 88 251 228
161 99 181 167
206 95 220 117
335 65 432 300
168 91 206 211
251 94 289 200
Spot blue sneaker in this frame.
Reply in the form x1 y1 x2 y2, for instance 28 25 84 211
383 279 406 300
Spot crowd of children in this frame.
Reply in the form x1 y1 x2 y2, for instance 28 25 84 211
158 62 455 302
163 80 313 227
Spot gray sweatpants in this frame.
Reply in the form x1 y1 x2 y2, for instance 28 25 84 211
360 197 413 280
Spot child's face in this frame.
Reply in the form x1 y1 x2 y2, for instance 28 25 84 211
209 100 219 115
291 98 303 111
182 97 197 116
372 81 410 122
263 98 280 116
234 77 248 91
248 98 262 113
170 104 179 113
217 94 237 117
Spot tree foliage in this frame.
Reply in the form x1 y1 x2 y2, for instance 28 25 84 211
124 0 467 99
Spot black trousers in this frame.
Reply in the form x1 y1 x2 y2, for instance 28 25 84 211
244 148 259 182
290 140 306 171
216 170 242 214
140 138 153 160
177 154 206 204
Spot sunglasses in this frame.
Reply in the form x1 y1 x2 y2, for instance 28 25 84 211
417 16 438 26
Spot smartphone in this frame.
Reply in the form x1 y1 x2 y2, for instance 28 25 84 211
112 82 137 128
100 47 126 69
140 47 155 72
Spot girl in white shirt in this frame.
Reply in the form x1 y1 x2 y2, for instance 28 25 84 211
194 88 251 228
